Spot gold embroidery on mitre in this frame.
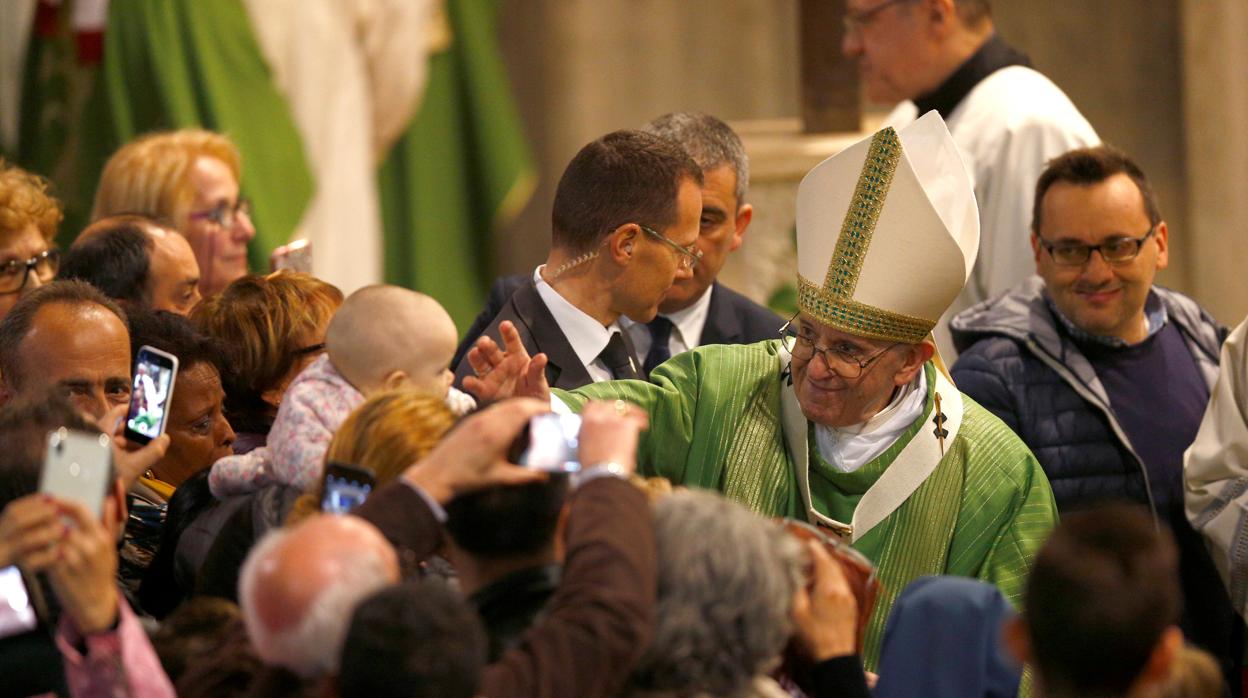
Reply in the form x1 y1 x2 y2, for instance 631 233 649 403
797 275 934 344
798 127 924 342
820 127 903 298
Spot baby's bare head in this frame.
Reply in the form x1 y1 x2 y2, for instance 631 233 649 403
326 285 457 397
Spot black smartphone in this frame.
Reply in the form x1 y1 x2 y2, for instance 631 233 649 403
321 462 375 514
0 566 38 639
124 345 179 445
509 413 583 473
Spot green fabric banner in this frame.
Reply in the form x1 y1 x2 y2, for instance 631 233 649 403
378 0 535 330
19 0 313 268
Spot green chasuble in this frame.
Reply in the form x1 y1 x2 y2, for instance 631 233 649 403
555 339 1058 669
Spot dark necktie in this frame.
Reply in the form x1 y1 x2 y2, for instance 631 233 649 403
643 316 674 377
599 331 641 380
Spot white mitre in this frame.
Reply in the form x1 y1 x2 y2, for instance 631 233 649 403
795 111 979 344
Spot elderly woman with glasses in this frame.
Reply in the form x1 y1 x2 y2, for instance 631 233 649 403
92 129 256 295
0 160 62 320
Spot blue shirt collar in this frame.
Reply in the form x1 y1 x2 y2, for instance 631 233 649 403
1044 289 1168 348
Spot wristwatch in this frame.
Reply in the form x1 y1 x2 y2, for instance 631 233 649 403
574 461 629 487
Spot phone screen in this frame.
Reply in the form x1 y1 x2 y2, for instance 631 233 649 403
0 566 38 639
517 413 582 473
125 346 178 445
321 463 375 515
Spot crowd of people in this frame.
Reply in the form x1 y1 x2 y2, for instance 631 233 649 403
1 1 1246 697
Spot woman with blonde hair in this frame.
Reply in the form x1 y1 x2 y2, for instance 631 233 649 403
191 270 343 453
287 389 457 526
0 160 62 319
93 129 255 294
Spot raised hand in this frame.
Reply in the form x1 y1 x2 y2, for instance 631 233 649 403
0 494 65 571
462 321 551 403
400 397 551 504
576 400 648 474
97 404 171 490
792 539 859 661
44 497 121 635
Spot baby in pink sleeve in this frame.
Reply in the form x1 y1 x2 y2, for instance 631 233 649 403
209 285 473 498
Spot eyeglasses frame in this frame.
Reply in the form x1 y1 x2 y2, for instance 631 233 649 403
0 248 60 295
638 224 702 270
1037 226 1157 267
779 316 899 379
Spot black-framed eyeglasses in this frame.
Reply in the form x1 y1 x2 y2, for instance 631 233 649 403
639 224 702 270
1037 226 1156 267
189 196 252 229
0 248 59 295
780 316 897 379
843 0 916 34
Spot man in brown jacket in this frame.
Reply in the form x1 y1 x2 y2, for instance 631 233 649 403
351 398 657 698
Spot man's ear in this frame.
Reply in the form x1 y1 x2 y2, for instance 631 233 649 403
895 341 935 386
1030 232 1045 272
606 224 638 265
1003 616 1033 666
730 203 754 253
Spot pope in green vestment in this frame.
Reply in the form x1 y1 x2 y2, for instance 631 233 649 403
554 339 1057 667
462 114 1059 678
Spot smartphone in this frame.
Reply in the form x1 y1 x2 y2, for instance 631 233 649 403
0 566 38 640
321 462 376 515
270 239 312 273
511 413 583 473
40 428 114 521
124 345 179 445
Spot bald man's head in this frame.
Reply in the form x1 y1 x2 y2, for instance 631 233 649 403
63 214 201 314
326 285 458 397
239 515 399 679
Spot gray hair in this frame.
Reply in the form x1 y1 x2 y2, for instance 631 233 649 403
238 526 396 679
627 489 803 697
644 112 749 204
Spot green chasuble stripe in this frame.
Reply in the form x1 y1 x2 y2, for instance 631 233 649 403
378 0 535 330
557 341 1059 673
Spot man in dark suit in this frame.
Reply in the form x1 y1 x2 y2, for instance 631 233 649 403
453 113 782 377
453 129 703 391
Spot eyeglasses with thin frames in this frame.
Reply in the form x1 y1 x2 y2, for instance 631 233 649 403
189 196 252 229
779 316 897 379
639 224 702 271
0 248 59 295
1037 226 1156 267
843 0 916 34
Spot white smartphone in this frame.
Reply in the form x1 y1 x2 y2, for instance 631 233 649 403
270 239 312 273
125 345 179 445
40 428 114 522
512 413 583 473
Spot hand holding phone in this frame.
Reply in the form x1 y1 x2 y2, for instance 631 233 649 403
125 345 179 445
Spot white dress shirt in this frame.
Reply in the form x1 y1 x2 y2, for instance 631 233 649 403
533 266 629 383
622 283 715 360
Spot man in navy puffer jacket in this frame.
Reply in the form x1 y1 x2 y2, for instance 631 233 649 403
950 145 1239 693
